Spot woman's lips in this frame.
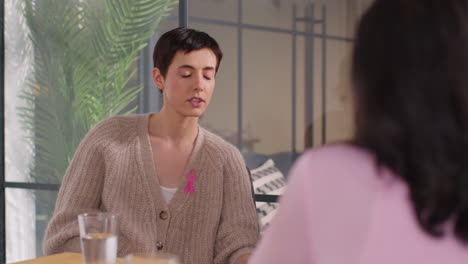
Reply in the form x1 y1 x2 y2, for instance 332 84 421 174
188 97 203 107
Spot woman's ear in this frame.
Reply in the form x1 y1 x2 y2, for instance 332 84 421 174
152 67 164 92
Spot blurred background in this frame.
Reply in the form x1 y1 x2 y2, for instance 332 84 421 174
2 0 373 262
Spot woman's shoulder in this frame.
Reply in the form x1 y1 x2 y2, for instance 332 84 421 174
290 143 381 189
84 114 146 144
304 143 372 160
93 114 144 130
298 143 375 171
200 127 240 157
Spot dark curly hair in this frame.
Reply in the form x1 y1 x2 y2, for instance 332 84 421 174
353 0 468 243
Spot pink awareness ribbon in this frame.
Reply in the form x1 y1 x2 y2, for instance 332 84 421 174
184 169 197 194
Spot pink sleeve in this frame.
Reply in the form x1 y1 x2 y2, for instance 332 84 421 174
248 157 313 264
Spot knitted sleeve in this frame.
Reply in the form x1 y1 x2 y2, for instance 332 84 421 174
42 122 107 255
214 146 260 264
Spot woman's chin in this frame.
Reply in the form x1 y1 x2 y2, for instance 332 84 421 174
184 110 205 118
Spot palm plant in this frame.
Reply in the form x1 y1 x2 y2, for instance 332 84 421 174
18 0 176 218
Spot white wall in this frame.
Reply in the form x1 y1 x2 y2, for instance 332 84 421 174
5 0 36 262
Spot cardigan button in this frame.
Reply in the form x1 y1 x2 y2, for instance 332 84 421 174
156 241 163 250
159 210 168 220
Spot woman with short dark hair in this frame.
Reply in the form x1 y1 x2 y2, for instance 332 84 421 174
44 27 259 264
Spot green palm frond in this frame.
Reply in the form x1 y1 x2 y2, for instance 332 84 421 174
92 0 176 62
18 0 176 200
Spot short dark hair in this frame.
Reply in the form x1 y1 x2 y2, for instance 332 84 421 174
353 0 468 243
153 27 223 77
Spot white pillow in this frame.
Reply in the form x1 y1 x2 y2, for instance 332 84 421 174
251 159 286 231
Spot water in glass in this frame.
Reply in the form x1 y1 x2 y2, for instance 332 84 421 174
80 232 117 264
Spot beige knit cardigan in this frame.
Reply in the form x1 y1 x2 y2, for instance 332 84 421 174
43 114 259 264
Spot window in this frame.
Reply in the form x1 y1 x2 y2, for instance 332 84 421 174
3 0 178 262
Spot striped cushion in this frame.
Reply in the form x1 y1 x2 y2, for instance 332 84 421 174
251 159 286 231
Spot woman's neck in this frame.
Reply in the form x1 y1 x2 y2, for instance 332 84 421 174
148 110 199 144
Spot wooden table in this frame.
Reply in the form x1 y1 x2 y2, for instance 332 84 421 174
10 253 123 264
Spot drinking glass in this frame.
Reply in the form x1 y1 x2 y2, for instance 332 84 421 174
78 213 119 264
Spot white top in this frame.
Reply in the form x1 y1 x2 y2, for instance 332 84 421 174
160 185 178 203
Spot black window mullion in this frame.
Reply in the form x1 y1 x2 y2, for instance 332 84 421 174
1 0 6 261
179 0 188 28
2 182 60 191
254 194 279 203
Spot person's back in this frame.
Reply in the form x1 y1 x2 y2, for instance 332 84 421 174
249 0 468 262
250 144 468 264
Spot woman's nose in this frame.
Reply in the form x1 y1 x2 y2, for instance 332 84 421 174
193 75 205 91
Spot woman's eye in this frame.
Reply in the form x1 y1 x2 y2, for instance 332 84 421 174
181 74 191 78
204 76 212 80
